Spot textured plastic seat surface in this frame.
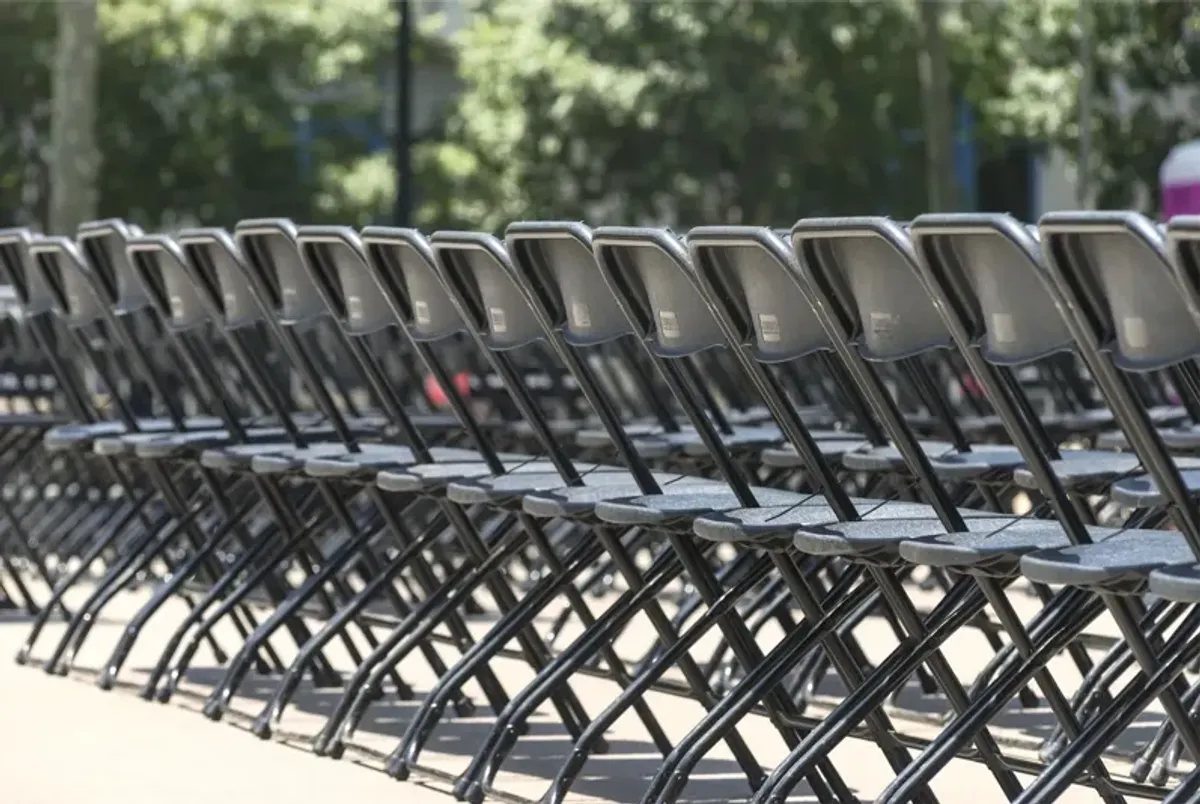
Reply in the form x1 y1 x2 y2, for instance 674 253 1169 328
793 513 1005 561
376 458 552 494
45 416 223 451
1107 465 1200 507
900 521 1118 572
248 441 411 475
303 446 493 479
1148 564 1200 603
693 500 940 544
1020 530 1194 590
575 422 668 449
523 474 722 518
679 425 785 456
927 445 1027 480
446 467 631 506
1096 421 1200 451
129 426 318 459
840 440 957 473
594 487 817 527
1009 451 1200 492
761 439 871 467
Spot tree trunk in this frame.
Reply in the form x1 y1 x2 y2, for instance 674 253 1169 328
918 0 958 212
49 0 100 234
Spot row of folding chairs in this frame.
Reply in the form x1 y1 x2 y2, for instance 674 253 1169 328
3 212 1200 803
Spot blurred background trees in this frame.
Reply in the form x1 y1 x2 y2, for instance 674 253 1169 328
2 0 1198 234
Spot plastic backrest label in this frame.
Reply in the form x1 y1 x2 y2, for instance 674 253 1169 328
223 291 238 316
170 295 185 321
1123 316 1149 349
870 311 897 342
571 301 591 329
659 309 680 339
413 299 430 325
991 312 1016 344
758 313 781 343
489 306 507 333
347 295 363 321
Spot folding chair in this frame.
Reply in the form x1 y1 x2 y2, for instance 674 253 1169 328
987 212 1200 803
146 222 507 723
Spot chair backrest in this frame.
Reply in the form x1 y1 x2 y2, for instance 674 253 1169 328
360 227 467 344
295 225 391 337
909 213 1073 366
0 229 55 316
686 226 833 363
792 218 953 361
233 218 325 328
28 237 108 328
591 227 726 359
125 235 211 332
1039 211 1200 372
1162 216 1200 335
77 219 149 315
505 222 634 347
429 232 546 351
176 228 267 330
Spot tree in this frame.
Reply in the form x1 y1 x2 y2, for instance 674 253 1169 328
49 0 101 234
424 0 952 231
1 0 423 230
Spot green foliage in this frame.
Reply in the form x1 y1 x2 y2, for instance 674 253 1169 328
0 0 413 230
425 0 1200 228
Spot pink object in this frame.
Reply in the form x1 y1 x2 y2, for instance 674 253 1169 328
1161 141 1200 219
424 372 472 407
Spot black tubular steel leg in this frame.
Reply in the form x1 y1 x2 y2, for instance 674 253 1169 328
641 565 877 804
745 579 988 804
541 554 775 804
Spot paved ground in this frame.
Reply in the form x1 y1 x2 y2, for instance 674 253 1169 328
0 584 1175 803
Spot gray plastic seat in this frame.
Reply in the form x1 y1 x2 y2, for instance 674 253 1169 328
303 447 518 481
839 440 958 473
900 521 1120 577
1148 563 1200 603
44 416 224 452
793 514 1009 564
594 486 820 530
1096 421 1200 452
128 426 302 460
522 474 721 519
377 459 561 495
1009 450 1200 492
693 500 944 547
447 468 637 510
1105 467 1200 508
761 438 872 468
1019 530 1194 593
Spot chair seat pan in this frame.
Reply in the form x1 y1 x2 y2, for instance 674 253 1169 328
447 467 630 507
594 487 818 528
1106 466 1200 507
840 441 958 473
303 447 515 479
249 442 430 475
793 514 1008 561
1148 564 1200 603
1011 452 1200 493
45 416 225 452
377 459 555 494
900 521 1118 572
1096 420 1200 452
523 475 727 519
1020 531 1193 592
129 426 318 459
693 501 944 545
927 446 1027 480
